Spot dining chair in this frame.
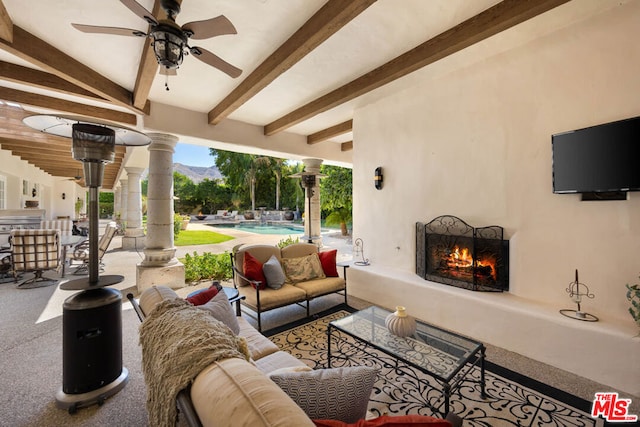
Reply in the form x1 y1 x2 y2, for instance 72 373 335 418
10 229 61 288
69 222 117 275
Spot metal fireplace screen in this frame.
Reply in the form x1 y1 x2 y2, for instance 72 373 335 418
416 215 509 292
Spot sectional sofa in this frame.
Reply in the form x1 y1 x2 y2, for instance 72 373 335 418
132 285 458 427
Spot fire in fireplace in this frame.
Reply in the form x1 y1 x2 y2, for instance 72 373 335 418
416 215 509 292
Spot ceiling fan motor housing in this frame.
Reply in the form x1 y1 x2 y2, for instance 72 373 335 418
160 0 181 19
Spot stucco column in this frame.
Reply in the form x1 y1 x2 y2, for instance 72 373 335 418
122 167 145 250
113 187 121 220
118 179 128 243
137 133 185 292
302 158 323 247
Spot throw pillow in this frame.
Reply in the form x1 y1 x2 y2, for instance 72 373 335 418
262 255 286 289
318 249 339 277
185 285 219 306
242 251 267 290
281 253 326 284
270 366 378 423
196 290 240 335
312 415 453 427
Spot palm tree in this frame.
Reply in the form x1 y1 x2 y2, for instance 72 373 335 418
266 158 285 210
325 207 352 236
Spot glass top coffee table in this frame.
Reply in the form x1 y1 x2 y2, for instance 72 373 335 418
328 306 486 416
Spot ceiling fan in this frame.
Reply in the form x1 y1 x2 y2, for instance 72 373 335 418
72 0 242 79
63 170 83 181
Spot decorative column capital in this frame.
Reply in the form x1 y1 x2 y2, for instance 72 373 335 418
302 158 323 173
147 133 179 152
124 166 145 177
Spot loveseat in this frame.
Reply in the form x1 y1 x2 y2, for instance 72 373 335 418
133 285 457 427
232 243 347 331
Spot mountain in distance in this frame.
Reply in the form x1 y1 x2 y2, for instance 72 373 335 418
173 163 223 183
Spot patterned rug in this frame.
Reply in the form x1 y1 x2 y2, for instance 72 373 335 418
266 308 604 427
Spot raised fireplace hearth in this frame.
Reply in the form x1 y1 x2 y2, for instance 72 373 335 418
416 215 509 292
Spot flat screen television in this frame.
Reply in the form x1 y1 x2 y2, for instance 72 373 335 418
552 116 640 196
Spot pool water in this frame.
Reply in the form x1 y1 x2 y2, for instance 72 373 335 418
211 223 304 235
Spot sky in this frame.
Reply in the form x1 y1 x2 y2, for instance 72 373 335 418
173 143 215 167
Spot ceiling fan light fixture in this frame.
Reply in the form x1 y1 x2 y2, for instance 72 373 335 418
151 24 187 69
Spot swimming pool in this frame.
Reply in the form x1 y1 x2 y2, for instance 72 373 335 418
210 223 304 235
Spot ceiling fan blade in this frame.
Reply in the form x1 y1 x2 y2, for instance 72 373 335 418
159 67 177 76
190 46 242 78
120 0 158 25
182 15 237 40
72 23 147 37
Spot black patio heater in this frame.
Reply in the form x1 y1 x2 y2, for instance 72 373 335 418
22 115 150 413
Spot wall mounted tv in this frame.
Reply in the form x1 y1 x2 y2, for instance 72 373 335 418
552 116 640 200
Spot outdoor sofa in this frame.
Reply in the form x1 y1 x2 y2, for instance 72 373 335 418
231 242 347 331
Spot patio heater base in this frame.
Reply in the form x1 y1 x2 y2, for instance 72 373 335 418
55 369 128 414
57 287 128 413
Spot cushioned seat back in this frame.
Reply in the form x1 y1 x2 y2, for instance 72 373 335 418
234 245 281 287
191 358 315 427
97 222 117 260
281 242 317 259
40 220 73 237
139 285 180 316
10 229 60 272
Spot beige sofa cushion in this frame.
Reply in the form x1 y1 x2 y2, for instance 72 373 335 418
281 242 317 258
294 277 346 299
253 350 309 374
237 317 279 360
191 358 315 427
139 285 180 316
238 284 307 311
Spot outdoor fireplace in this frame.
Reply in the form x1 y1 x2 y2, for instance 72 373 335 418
416 215 509 292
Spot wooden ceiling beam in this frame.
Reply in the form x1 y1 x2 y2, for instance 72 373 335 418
341 141 353 152
132 0 165 111
264 0 571 135
0 61 105 101
208 0 376 125
0 87 137 125
0 25 147 115
307 120 352 145
0 0 12 42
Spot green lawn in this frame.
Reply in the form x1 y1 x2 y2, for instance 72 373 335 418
175 230 235 246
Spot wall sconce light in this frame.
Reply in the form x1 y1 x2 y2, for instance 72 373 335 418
32 187 37 197
353 238 370 266
559 269 598 322
374 167 383 190
62 193 66 200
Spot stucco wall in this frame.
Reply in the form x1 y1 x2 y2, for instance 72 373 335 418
350 1 640 393
0 149 78 219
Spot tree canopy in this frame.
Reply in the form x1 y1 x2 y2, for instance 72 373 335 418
168 148 352 222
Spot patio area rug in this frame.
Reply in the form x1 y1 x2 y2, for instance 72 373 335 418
266 308 604 427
